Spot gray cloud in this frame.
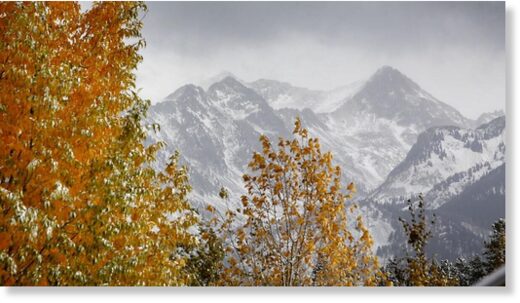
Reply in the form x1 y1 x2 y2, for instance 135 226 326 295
144 2 504 52
136 1 505 118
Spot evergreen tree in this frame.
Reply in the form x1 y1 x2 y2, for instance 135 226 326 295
483 218 505 273
184 223 224 286
451 219 506 286
454 256 486 286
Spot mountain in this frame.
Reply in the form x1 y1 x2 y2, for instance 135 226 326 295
333 66 470 130
300 66 473 191
374 161 505 261
437 163 505 234
368 116 505 208
473 109 505 128
207 77 288 135
367 116 504 260
247 79 323 111
147 78 290 211
148 65 494 199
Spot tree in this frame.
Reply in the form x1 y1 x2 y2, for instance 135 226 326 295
0 2 199 285
387 195 458 286
454 256 486 286
450 219 505 286
183 223 224 286
211 118 383 286
483 218 505 274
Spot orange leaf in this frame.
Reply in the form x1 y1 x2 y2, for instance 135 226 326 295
0 232 11 250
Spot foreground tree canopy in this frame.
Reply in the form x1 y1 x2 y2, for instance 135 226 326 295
0 2 199 285
212 118 384 286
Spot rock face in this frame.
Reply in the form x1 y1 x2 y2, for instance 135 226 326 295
147 66 505 260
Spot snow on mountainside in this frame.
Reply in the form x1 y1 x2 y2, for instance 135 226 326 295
368 116 505 208
306 66 473 191
147 78 290 211
148 66 494 203
208 77 288 135
333 66 471 131
247 79 323 111
146 66 505 258
374 161 505 261
437 163 505 233
473 109 505 128
317 81 365 113
364 116 504 259
248 79 363 113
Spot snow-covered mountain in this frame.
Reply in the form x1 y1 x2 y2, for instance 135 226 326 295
373 160 505 261
147 77 290 211
146 66 505 259
437 163 505 234
333 66 471 129
286 66 474 192
473 109 505 128
368 116 505 208
366 116 505 259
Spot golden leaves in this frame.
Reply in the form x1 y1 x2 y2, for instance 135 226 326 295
0 232 11 250
0 2 200 286
347 182 356 193
213 118 382 286
273 182 283 195
293 117 301 134
206 205 216 213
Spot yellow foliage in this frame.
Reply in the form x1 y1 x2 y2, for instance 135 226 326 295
0 2 198 286
214 117 384 286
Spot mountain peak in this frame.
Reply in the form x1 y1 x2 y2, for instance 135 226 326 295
163 84 205 102
206 74 271 117
207 75 248 94
152 83 208 116
332 65 469 129
367 66 419 91
346 65 422 105
199 71 242 90
221 75 242 85
375 65 400 75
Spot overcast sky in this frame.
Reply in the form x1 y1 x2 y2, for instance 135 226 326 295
135 1 505 119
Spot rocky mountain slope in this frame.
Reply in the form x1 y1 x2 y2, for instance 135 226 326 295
368 116 505 208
